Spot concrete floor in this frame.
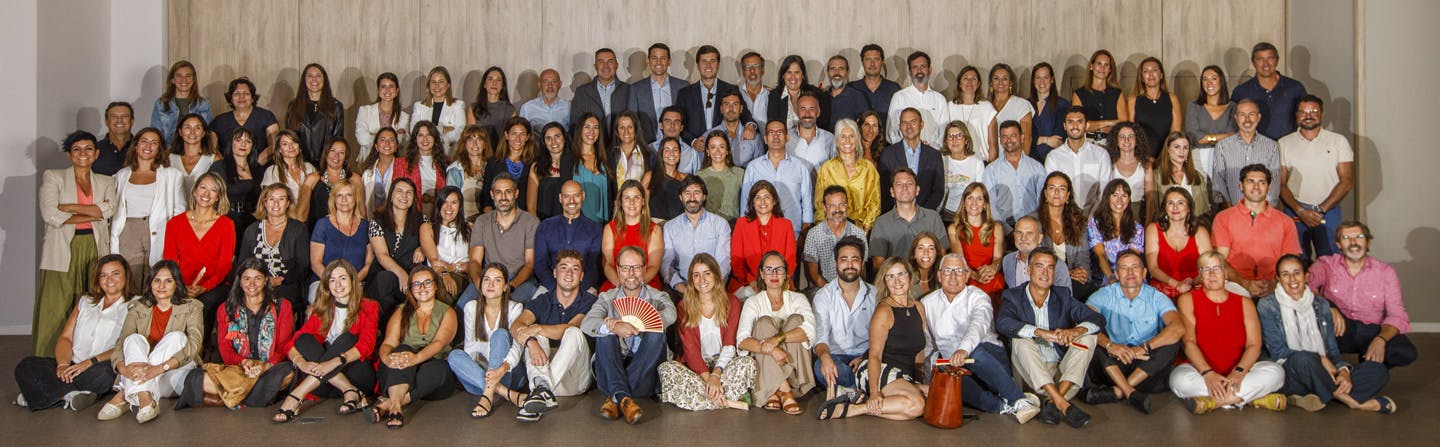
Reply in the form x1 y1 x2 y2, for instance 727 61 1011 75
2 335 1437 445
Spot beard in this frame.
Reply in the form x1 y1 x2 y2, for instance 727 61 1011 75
828 76 846 90
838 267 860 283
910 75 928 87
684 199 704 214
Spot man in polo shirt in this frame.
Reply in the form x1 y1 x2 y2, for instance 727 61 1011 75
809 236 874 398
1231 42 1308 140
868 167 948 269
583 246 677 425
1083 250 1184 414
511 251 598 421
924 253 1041 424
1212 164 1300 297
534 181 603 294
803 186 867 289
1309 221 1417 369
462 174 540 312
1279 95 1353 258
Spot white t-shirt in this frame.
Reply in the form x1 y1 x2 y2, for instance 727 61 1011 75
942 155 986 213
948 101 998 162
1279 129 1353 205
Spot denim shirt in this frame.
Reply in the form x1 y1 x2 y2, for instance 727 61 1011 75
1256 294 1349 370
152 98 213 143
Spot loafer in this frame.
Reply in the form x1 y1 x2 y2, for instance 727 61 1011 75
1084 387 1121 405
1128 391 1152 414
97 402 128 421
619 396 644 425
599 399 620 420
1037 401 1062 425
1288 394 1326 412
67 391 97 412
1063 404 1090 428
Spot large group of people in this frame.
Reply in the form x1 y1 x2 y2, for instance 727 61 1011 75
20 41 1414 429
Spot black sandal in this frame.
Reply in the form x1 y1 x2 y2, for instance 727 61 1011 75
366 399 387 424
501 388 528 406
384 411 405 429
273 394 303 423
817 395 852 420
337 389 368 415
470 395 495 419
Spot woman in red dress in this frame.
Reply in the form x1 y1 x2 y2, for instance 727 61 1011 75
1145 187 1212 300
163 172 236 339
600 180 664 291
729 181 795 296
946 183 1004 299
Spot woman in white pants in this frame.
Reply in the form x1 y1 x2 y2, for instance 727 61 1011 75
1169 251 1286 414
98 260 204 423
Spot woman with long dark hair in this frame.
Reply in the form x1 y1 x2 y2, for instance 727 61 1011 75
176 259 294 410
467 66 517 140
528 122 574 219
371 266 459 428
283 63 345 166
355 72 411 161
422 186 472 299
448 263 527 418
1036 172 1096 299
1088 179 1145 286
1029 62 1070 162
367 178 426 320
272 260 380 422
97 261 204 424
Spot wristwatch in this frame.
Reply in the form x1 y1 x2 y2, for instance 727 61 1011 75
162 362 172 372
1233 365 1246 373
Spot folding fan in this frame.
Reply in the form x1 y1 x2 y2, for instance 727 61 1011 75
613 296 664 332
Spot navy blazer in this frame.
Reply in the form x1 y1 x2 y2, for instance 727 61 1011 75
571 79 632 130
675 79 741 142
766 84 833 132
995 283 1106 355
876 141 946 212
628 75 690 143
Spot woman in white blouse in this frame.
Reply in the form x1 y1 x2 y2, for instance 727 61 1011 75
939 121 985 222
658 254 756 411
359 127 402 217
736 251 816 415
111 127 187 288
948 66 998 162
261 130 316 218
167 113 221 193
989 63 1034 155
354 72 411 162
411 66 467 149
422 186 472 298
448 263 526 418
14 255 133 412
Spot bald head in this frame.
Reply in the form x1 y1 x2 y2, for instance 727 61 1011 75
539 69 562 100
559 180 585 218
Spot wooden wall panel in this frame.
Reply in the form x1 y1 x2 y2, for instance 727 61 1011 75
168 0 1286 139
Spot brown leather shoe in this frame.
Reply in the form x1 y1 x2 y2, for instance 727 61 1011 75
599 399 620 420
619 396 644 425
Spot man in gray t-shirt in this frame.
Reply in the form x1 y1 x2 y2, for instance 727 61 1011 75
458 174 540 314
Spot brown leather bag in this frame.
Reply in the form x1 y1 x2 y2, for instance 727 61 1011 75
924 364 970 429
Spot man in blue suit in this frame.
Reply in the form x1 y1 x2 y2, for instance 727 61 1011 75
876 107 946 212
570 48 632 130
628 43 689 143
676 45 741 144
996 247 1105 429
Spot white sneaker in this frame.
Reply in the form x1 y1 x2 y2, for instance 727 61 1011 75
1009 394 1042 424
97 402 128 421
13 394 26 408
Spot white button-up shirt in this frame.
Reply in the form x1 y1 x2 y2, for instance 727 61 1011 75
886 84 950 148
1044 141 1113 210
811 281 876 357
921 285 1001 359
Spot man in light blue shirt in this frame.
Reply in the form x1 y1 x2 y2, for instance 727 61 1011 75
742 119 814 235
986 120 1046 230
1084 250 1183 413
520 69 572 132
809 237 874 392
706 91 762 167
662 176 732 295
628 43 689 143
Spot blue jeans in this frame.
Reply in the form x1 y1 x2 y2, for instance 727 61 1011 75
958 342 1026 414
593 332 666 399
1285 203 1341 259
447 329 527 395
813 353 862 388
1280 351 1388 403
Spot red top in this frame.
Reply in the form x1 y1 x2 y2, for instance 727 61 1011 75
960 224 1004 296
1151 234 1200 299
729 216 796 293
147 305 172 345
216 300 296 365
162 214 236 293
293 298 381 361
677 295 743 374
603 221 664 291
75 185 94 231
392 156 447 197
1192 292 1247 375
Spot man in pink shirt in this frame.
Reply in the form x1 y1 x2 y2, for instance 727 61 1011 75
1308 221 1416 368
1212 164 1301 297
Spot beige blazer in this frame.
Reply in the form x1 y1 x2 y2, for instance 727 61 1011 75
39 167 116 271
110 299 204 368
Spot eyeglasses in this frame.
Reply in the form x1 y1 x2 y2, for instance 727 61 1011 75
1198 266 1224 274
410 279 435 288
1339 234 1368 241
938 267 968 276
618 265 644 273
761 266 787 275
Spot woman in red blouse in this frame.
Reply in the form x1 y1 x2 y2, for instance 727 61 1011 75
1170 251 1285 414
600 180 664 291
658 254 756 411
163 171 235 341
729 181 796 296
271 259 380 422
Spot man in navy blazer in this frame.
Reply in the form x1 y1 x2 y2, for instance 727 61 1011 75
571 48 633 130
628 43 689 144
877 108 946 212
996 247 1105 429
675 45 741 144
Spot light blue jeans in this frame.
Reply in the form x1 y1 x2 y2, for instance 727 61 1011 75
447 329 526 394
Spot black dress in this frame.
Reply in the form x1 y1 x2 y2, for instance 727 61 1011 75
1133 93 1173 158
880 304 926 379
208 160 262 255
649 173 686 220
1074 87 1121 122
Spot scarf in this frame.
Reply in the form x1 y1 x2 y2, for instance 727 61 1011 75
1274 285 1324 355
225 303 277 361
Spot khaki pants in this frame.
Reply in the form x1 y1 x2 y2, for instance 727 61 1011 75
751 315 815 400
1010 335 1096 400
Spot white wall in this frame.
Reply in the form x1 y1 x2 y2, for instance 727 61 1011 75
0 0 166 335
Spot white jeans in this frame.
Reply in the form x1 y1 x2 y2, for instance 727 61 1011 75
116 332 195 406
1169 361 1284 405
524 327 593 396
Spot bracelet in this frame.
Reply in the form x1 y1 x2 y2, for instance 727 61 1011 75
1199 369 1213 377
773 334 786 344
1377 335 1390 343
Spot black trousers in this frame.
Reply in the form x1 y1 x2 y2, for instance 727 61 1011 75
14 357 116 411
1336 318 1417 369
281 332 376 398
197 287 230 362
1089 343 1180 393
365 271 408 326
378 345 458 401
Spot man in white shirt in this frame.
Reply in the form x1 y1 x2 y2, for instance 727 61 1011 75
922 254 1041 423
1045 106 1113 210
1279 95 1353 258
786 92 835 169
519 69 571 132
809 237 873 397
886 51 949 147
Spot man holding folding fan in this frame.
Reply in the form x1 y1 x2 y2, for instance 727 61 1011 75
582 246 678 425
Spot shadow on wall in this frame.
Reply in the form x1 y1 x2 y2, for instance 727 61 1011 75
1 137 42 309
1391 227 1440 321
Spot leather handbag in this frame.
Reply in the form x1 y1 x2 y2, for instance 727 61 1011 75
923 364 970 429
